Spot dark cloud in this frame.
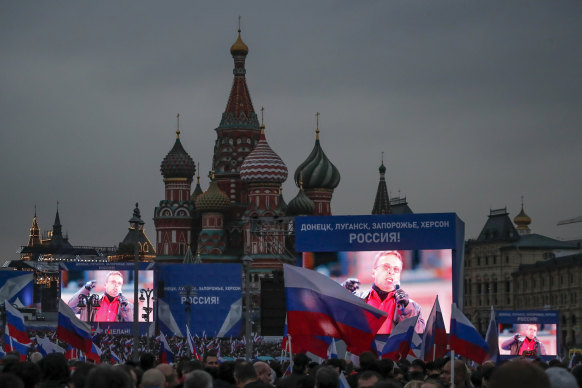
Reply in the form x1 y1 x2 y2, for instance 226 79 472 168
1 1 581 263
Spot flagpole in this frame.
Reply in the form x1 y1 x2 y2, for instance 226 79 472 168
450 350 455 388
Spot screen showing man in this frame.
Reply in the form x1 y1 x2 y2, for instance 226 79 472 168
343 251 425 334
501 324 548 357
67 271 133 322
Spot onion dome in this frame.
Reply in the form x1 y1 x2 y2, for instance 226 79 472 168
240 124 288 184
195 174 232 212
514 197 532 234
230 29 249 56
277 188 288 214
160 116 196 179
287 186 315 216
294 117 340 189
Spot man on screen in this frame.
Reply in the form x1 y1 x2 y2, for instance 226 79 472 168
501 324 547 356
343 250 425 334
68 271 133 322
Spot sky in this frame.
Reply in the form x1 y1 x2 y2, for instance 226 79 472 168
1 1 581 264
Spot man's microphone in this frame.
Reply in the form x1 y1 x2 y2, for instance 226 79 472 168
118 293 128 306
393 283 409 307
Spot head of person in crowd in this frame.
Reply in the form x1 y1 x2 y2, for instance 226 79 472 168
424 361 441 380
420 379 444 388
358 352 378 372
297 374 316 388
479 362 496 388
376 359 394 378
441 359 470 388
292 353 310 375
177 360 203 381
234 361 260 388
357 370 382 388
184 369 213 388
2 361 41 388
157 363 179 388
69 363 97 388
254 361 273 385
0 372 24 388
218 360 237 385
30 352 43 364
203 350 219 378
545 366 578 388
117 364 139 388
488 359 550 388
140 368 166 388
85 365 133 388
408 359 425 375
403 381 424 388
322 359 344 375
315 366 339 388
39 352 70 386
571 364 582 388
140 353 158 372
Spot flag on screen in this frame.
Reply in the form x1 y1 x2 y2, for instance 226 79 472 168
284 264 387 355
485 306 499 362
380 315 418 361
420 296 448 362
56 299 101 362
450 303 489 364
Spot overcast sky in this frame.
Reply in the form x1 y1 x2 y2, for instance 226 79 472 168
1 1 581 263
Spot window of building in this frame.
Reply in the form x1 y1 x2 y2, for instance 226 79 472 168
477 257 481 266
493 255 497 264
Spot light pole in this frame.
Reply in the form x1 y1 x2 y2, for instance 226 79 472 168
129 203 144 362
76 294 101 323
242 255 253 361
139 288 155 322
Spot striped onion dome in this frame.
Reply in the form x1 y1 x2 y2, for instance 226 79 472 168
293 130 340 189
195 179 232 212
240 126 288 184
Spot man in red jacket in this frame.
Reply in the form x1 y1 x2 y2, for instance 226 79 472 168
343 251 425 334
68 270 133 322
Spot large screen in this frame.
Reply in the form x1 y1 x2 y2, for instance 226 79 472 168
60 269 154 323
303 249 453 330
496 310 559 359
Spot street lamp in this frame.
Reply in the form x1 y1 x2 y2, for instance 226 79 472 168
139 288 155 322
76 294 101 323
129 203 144 362
242 255 253 361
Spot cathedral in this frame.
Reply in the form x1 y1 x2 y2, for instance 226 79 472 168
151 29 341 271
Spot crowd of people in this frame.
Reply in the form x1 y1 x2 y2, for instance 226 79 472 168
0 347 581 388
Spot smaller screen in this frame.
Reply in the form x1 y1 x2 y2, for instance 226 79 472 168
499 323 557 357
60 269 154 323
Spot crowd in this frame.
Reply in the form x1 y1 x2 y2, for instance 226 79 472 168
0 348 581 388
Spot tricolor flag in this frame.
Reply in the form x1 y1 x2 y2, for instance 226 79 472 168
109 346 122 364
420 296 448 362
450 303 489 364
3 301 31 359
35 335 65 356
380 315 418 361
56 299 101 363
327 338 338 359
186 325 202 361
284 264 388 355
485 306 499 362
158 331 174 364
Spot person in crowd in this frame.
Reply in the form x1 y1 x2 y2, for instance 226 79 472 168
544 367 579 388
254 361 274 386
68 271 133 322
184 369 213 388
500 324 547 357
356 370 381 388
203 350 220 378
157 363 180 388
277 353 310 388
85 365 133 388
234 361 272 388
342 251 425 334
440 359 471 388
140 368 166 388
488 359 550 388
315 366 339 388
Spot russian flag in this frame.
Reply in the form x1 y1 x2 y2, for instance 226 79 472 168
4 301 31 346
284 264 387 355
35 335 65 356
110 347 122 364
158 332 174 364
186 325 202 361
420 296 448 362
3 333 30 360
450 303 489 364
327 338 338 359
380 315 418 361
484 306 499 362
56 299 101 363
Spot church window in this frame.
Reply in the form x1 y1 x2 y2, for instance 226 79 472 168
172 231 176 242
246 138 251 144
237 138 242 144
